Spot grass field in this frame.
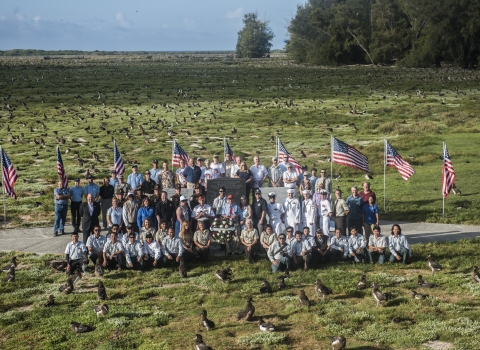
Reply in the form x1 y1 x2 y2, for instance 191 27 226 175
1 54 479 227
1 239 480 349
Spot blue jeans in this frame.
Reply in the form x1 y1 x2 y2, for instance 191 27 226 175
54 204 68 234
389 248 409 264
271 256 291 272
368 250 385 264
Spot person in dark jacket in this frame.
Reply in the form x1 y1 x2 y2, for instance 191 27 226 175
79 193 101 243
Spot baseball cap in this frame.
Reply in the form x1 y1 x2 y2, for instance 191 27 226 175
74 178 80 182
227 194 234 199
197 157 203 161
268 192 276 198
153 159 158 164
86 174 93 179
255 189 262 194
111 170 116 174
180 195 188 201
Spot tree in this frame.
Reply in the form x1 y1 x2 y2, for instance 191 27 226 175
236 13 274 58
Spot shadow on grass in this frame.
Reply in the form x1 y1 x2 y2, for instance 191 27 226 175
110 311 153 319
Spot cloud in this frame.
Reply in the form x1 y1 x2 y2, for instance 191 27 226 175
115 12 131 28
33 16 41 22
183 18 196 29
225 7 243 20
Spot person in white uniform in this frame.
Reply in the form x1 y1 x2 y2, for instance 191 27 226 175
283 188 301 232
267 192 285 235
301 189 316 233
317 190 332 237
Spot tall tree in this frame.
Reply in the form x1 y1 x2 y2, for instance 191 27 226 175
236 13 274 58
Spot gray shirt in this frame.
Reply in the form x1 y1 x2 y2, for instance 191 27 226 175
194 229 211 246
162 236 184 256
124 241 144 264
267 241 290 261
65 241 87 260
290 239 311 257
103 240 124 256
86 235 107 254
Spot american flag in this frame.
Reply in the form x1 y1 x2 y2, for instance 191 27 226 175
113 140 125 176
442 143 456 198
332 137 370 173
385 140 415 180
278 138 302 174
172 140 189 167
56 146 68 188
224 139 235 160
1 148 18 199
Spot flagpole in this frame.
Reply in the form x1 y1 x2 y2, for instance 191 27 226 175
384 139 387 213
442 142 445 219
172 140 175 169
276 137 279 160
330 135 333 179
1 146 6 230
223 137 226 162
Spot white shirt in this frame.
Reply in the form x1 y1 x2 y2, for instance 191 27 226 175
283 197 301 224
231 164 241 178
250 164 268 188
210 162 225 178
86 235 107 253
176 167 186 184
267 202 285 221
103 240 124 256
302 198 315 223
162 236 184 256
65 241 87 260
329 235 349 256
290 239 311 256
143 240 162 260
348 234 366 254
125 241 144 264
318 199 332 217
192 204 215 221
283 171 297 189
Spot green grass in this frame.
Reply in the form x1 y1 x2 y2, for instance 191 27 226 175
1 55 480 227
1 239 480 349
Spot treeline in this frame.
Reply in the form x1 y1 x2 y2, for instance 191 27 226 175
286 0 480 68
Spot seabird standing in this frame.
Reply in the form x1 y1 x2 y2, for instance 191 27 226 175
194 334 213 350
98 281 107 300
372 283 392 307
427 254 442 274
93 304 109 317
299 290 310 306
315 278 332 300
2 256 17 271
214 268 232 283
44 295 55 307
331 336 347 350
356 275 367 290
200 309 215 331
2 266 15 282
277 275 286 290
237 297 255 321
472 266 480 283
59 278 73 294
259 280 272 294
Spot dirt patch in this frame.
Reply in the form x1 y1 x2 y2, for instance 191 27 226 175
422 341 454 349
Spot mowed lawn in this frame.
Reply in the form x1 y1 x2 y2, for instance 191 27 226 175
1 55 479 227
1 239 480 349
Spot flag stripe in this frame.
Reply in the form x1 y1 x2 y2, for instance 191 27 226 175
278 139 302 174
442 144 456 198
113 140 125 176
172 140 189 167
332 137 370 173
1 148 18 199
56 146 68 188
385 141 415 181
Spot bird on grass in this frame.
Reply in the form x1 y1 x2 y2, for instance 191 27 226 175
392 316 415 324
70 321 95 333
194 334 212 350
452 184 461 195
277 275 286 290
72 268 82 285
427 254 442 274
315 278 332 300
334 171 342 181
372 283 392 307
93 304 109 317
331 336 347 350
299 290 310 306
418 275 436 288
365 173 374 180
282 268 290 279
200 309 215 331
179 258 187 278
214 268 232 283
259 280 272 294
2 256 17 271
59 278 73 294
95 258 104 277
3 266 15 282
98 281 107 300
237 297 255 321
356 275 367 290
473 267 480 283
44 295 55 307
258 318 275 332
412 290 429 299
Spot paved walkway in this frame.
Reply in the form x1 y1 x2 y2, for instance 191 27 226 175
1 221 479 256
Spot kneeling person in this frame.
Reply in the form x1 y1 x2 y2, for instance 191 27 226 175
162 227 184 266
290 231 312 271
125 233 144 270
268 233 291 272
65 232 88 276
143 233 162 269
102 232 126 271
347 227 366 263
86 225 106 266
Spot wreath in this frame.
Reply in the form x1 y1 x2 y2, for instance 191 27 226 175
209 217 236 244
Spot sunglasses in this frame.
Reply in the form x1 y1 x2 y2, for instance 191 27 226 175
94 229 101 232
219 190 224 193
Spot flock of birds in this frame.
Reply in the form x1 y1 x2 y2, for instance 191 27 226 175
2 253 480 348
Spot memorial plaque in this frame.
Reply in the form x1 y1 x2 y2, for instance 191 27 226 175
165 188 193 200
206 178 246 207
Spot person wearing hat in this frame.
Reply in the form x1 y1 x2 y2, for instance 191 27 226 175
283 189 301 232
210 154 226 179
114 189 124 208
127 164 144 191
115 174 131 200
301 189 316 233
251 189 267 235
158 160 175 190
267 192 285 236
150 185 161 206
175 195 192 237
317 190 332 237
122 192 140 233
183 158 202 189
150 160 161 185
192 195 214 230
54 180 71 237
140 170 156 196
189 184 202 210
142 232 162 269
196 158 206 193
100 177 115 229
79 193 101 243
69 178 84 234
268 156 283 187
267 233 291 272
223 153 235 178
110 170 119 189
220 194 241 254
298 171 313 197
83 174 100 201
315 169 332 196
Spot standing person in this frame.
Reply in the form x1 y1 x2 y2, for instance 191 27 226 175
189 184 202 210
309 168 318 191
110 170 119 189
140 171 156 196
212 187 227 216
332 189 349 236
362 196 379 242
283 189 301 232
150 160 161 185
301 190 316 233
230 156 242 178
107 198 123 234
240 219 259 263
175 159 187 188
359 182 376 205
368 225 386 264
175 196 191 237
127 164 143 191
86 225 107 266
346 186 363 234
210 155 226 178
83 174 100 201
54 180 71 237
250 156 268 197
122 193 140 233
278 154 289 174
315 169 333 196
196 158 206 193
267 193 285 235
251 189 267 236
282 163 298 190
234 161 252 201
180 221 196 262
268 156 283 187
388 224 411 264
183 158 202 189
155 191 175 229
69 178 83 234
137 197 156 231
317 190 332 236
99 177 114 229
203 159 213 190
170 184 182 211
79 193 101 243
158 160 175 190
223 153 235 178
115 175 131 200
298 171 313 198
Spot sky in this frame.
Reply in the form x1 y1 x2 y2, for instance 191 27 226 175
0 0 299 51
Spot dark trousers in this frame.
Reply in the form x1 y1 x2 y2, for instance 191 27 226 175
368 250 385 264
244 244 258 263
128 256 144 270
312 248 331 265
89 252 102 265
105 254 125 270
292 254 311 271
101 198 112 228
197 247 210 263
144 256 161 270
162 253 182 267
347 217 363 235
331 249 348 263
71 201 82 229
349 249 366 263
66 258 84 275
335 216 347 236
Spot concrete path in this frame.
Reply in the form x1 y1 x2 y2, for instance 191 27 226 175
0 221 479 255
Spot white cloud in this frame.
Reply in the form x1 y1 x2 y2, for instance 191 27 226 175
183 18 196 29
225 7 243 20
115 12 130 28
33 16 41 22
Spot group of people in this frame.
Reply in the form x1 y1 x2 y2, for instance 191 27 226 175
55 153 411 274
